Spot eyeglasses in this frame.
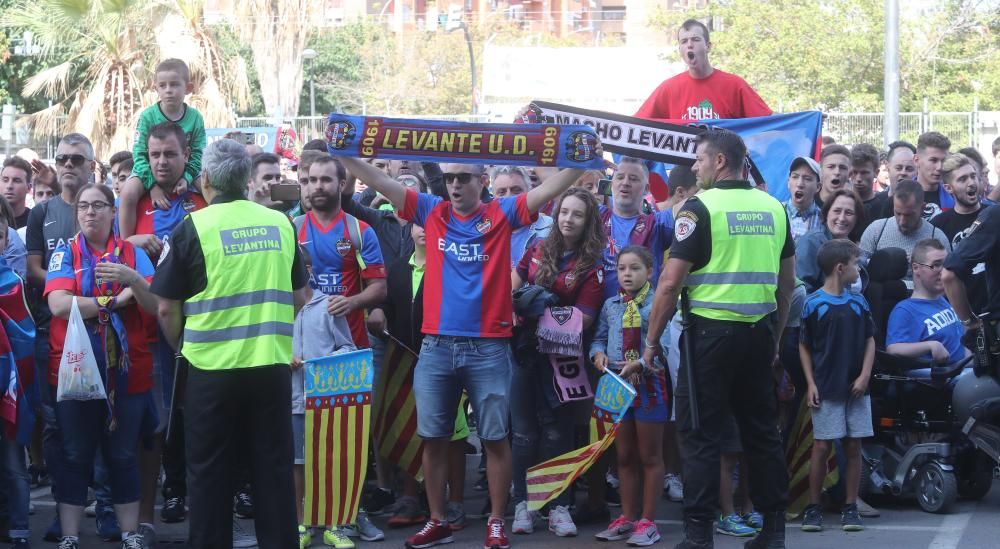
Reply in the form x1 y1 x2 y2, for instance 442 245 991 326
914 261 944 271
443 173 480 184
77 201 111 213
55 154 91 167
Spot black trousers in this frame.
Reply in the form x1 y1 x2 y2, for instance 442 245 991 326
162 407 186 499
675 315 789 522
185 365 297 549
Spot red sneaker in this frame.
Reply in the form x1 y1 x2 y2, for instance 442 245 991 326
484 517 510 549
405 519 454 548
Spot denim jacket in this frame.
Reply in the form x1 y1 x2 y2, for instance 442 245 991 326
589 289 655 362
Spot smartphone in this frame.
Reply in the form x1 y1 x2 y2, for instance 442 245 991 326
270 183 301 202
240 132 256 146
598 178 613 197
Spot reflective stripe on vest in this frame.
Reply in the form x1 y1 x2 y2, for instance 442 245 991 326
182 200 296 370
686 186 786 323
182 289 294 315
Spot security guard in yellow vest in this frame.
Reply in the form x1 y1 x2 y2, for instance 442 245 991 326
644 129 795 549
152 138 309 549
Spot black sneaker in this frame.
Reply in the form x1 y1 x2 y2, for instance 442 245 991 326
604 482 621 507
234 487 254 519
56 538 79 549
364 487 396 516
800 504 822 532
11 538 29 548
841 503 864 532
473 473 489 491
161 496 186 523
28 465 49 487
571 503 610 525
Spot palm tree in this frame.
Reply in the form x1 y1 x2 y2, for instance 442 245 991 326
6 0 249 158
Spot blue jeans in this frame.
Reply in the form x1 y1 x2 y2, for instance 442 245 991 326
0 439 30 538
54 392 152 506
510 358 576 507
414 335 512 441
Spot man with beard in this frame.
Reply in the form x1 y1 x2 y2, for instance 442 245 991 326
783 156 822 240
850 143 886 232
635 19 771 120
294 156 386 350
933 154 989 313
816 145 851 208
914 131 951 220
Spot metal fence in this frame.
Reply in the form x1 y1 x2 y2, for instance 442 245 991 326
0 109 989 160
824 112 976 147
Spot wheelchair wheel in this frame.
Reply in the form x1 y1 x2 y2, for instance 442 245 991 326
916 462 958 513
958 451 994 501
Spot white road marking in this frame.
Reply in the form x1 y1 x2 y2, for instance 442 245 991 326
927 510 974 549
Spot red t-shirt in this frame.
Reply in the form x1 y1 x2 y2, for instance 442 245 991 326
516 241 604 318
634 69 772 121
43 239 156 393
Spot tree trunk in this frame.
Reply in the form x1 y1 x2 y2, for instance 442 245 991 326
236 0 317 119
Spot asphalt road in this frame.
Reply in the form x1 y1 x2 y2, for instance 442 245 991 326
24 467 1000 548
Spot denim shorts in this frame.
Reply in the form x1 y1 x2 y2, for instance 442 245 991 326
413 335 512 441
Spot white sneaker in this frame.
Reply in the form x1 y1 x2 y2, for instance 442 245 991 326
548 505 578 537
606 471 621 489
85 501 97 517
512 501 538 534
232 517 258 548
664 473 684 502
342 510 385 541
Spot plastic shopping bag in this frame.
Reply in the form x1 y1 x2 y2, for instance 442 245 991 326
56 297 107 401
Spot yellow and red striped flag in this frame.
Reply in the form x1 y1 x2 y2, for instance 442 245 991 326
305 349 374 528
785 398 839 519
526 370 636 512
371 336 424 480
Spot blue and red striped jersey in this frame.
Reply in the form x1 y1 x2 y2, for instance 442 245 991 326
399 189 535 338
296 210 385 347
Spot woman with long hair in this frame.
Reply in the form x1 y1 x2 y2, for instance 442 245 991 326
509 186 607 538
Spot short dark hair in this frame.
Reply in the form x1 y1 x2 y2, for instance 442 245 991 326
311 155 346 181
73 183 116 213
108 150 132 168
678 19 710 43
821 135 837 146
894 178 924 204
695 129 747 174
817 239 860 276
851 143 880 171
155 58 190 83
912 238 946 265
821 144 851 161
302 139 328 152
251 152 281 179
148 122 188 149
821 189 866 242
617 245 654 270
668 165 697 191
298 150 329 175
917 131 951 153
958 147 985 170
2 156 32 185
887 140 916 161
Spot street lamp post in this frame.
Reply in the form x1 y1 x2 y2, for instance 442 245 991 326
302 48 317 120
446 15 477 117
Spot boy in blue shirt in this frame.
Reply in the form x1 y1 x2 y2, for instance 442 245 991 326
887 238 969 364
799 239 875 533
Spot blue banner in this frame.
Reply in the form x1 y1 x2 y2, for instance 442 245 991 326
206 127 280 152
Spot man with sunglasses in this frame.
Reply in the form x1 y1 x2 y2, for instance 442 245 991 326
341 156 592 549
25 133 123 542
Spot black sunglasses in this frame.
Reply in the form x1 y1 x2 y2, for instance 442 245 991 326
442 173 480 184
55 154 90 167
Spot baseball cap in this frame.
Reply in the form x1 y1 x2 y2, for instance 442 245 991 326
789 156 821 180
